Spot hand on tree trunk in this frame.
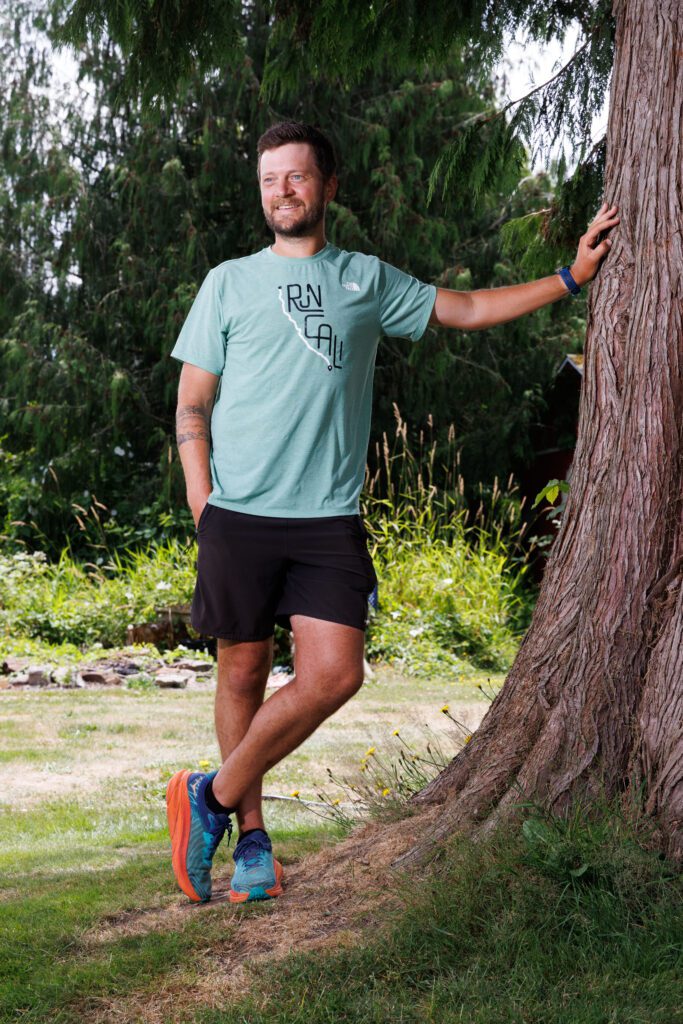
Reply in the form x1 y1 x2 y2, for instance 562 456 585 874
570 203 620 286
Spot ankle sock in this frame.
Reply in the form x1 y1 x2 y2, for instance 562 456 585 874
238 827 268 842
205 778 234 816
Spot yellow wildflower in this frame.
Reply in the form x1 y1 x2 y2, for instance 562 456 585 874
382 788 391 797
366 747 376 756
441 704 449 713
332 798 340 806
198 759 211 770
290 789 300 798
464 735 472 744
392 729 400 736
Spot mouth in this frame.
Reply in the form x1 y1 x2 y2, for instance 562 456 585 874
274 204 302 211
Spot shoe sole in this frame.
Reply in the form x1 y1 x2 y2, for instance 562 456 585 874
229 858 284 903
166 769 204 903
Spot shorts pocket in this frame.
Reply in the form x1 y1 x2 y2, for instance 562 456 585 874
195 501 213 534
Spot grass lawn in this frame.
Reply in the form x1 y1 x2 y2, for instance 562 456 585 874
2 667 681 1024
0 665 497 1023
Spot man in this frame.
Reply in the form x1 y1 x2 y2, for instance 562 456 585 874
166 121 619 904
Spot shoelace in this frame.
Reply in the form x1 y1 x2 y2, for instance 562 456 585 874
224 815 237 847
236 837 269 870
204 813 232 857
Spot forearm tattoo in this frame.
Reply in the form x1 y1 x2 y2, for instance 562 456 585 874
176 404 211 448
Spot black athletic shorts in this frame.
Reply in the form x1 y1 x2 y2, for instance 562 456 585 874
192 503 378 641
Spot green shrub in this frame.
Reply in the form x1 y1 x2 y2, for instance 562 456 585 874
362 409 534 674
0 542 196 647
0 411 536 663
366 513 526 673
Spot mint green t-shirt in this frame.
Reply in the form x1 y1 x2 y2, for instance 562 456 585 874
171 242 436 518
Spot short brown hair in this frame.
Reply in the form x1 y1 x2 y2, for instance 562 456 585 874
256 121 337 180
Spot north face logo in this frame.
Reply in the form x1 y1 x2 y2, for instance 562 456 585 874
342 282 360 291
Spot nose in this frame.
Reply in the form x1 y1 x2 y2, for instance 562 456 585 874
274 178 295 197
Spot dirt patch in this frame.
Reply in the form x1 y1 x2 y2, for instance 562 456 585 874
81 806 442 1024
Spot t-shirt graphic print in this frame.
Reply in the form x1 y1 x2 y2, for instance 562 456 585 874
277 282 344 371
171 242 436 518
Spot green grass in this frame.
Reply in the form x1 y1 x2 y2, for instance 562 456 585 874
1 824 333 1024
1 679 680 1023
195 809 683 1024
0 670 493 1022
0 692 343 1023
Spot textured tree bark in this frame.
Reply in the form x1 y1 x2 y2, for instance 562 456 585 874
398 0 683 865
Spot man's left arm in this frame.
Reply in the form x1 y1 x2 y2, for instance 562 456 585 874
430 203 620 331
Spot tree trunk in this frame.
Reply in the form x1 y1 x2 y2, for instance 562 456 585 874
398 0 683 866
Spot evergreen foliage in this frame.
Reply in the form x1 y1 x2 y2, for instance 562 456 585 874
2 1 587 556
52 1 615 213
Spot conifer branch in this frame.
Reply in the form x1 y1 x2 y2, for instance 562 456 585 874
457 37 591 133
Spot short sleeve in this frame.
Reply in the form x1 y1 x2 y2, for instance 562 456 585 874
171 269 226 375
377 261 436 342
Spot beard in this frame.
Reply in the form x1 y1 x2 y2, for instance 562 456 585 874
263 196 326 237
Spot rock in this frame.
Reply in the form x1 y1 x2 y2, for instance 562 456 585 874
106 659 142 676
77 669 123 686
173 659 214 673
27 666 53 687
52 666 72 687
90 658 144 678
10 673 29 686
2 656 29 674
0 676 10 689
154 668 194 689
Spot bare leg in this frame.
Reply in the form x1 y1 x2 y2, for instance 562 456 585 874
214 637 273 833
212 615 365 809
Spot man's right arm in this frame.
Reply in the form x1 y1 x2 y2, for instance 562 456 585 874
176 362 220 526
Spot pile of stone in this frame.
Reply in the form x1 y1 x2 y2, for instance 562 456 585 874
1 652 349 691
0 654 215 690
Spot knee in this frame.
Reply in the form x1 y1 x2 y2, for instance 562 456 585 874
217 638 272 703
218 667 268 704
313 669 364 715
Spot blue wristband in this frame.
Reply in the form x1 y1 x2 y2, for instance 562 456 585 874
556 265 581 295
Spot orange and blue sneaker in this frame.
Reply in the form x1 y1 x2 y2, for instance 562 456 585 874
229 828 284 903
166 769 232 903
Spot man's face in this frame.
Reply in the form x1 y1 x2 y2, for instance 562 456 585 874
259 142 337 238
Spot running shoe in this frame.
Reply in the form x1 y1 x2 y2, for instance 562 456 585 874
166 769 232 903
229 828 284 903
